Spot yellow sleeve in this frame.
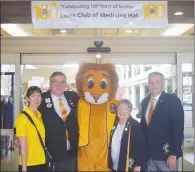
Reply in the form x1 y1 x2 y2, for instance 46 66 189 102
15 114 28 136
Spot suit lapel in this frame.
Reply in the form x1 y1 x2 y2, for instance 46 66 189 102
154 91 165 111
141 95 150 125
142 95 150 115
118 118 131 171
119 118 130 153
110 117 119 142
45 91 64 123
64 91 75 118
44 91 55 112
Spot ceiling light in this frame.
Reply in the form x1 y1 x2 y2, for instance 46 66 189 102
1 24 28 36
64 64 78 68
161 24 194 36
96 54 101 59
174 12 183 16
125 30 132 33
60 30 67 33
25 65 37 69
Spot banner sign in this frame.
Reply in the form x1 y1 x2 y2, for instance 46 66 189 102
31 1 168 29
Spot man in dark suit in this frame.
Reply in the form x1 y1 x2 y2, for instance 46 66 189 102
140 72 184 171
38 72 79 171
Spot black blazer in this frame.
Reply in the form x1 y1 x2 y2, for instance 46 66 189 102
38 91 79 162
108 117 146 171
140 91 184 161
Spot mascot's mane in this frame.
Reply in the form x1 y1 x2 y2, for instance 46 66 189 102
76 63 119 100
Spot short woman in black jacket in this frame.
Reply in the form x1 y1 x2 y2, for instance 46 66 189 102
108 99 146 172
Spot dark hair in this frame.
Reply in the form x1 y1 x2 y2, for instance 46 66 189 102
117 99 133 111
50 72 66 82
26 86 42 98
148 72 164 80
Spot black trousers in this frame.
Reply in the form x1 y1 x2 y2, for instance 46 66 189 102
53 156 77 171
18 164 46 172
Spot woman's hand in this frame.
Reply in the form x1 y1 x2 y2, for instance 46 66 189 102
22 166 27 172
133 166 141 172
14 136 21 148
18 137 27 172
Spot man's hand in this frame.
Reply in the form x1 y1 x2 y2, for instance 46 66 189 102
133 166 141 172
14 136 21 148
167 155 177 169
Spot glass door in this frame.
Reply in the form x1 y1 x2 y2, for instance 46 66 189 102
21 53 176 122
1 53 20 171
182 63 194 128
102 53 176 122
21 54 96 108
177 53 194 171
182 63 194 171
1 69 15 129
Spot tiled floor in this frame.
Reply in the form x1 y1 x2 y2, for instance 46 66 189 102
184 153 194 164
0 148 194 171
182 159 194 171
183 147 194 166
1 149 18 171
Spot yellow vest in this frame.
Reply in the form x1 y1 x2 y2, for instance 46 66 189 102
78 98 118 147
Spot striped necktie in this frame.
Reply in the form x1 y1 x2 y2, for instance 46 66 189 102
59 99 69 140
147 97 156 125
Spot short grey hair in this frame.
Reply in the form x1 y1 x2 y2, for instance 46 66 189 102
50 72 66 82
148 72 164 81
117 99 133 111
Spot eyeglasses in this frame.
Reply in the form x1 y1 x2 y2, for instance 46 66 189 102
50 81 66 86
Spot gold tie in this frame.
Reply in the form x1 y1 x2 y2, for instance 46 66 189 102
147 98 155 125
59 99 69 140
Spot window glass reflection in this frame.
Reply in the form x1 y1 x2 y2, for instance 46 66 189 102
1 65 15 129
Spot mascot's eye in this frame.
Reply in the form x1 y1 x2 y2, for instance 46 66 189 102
88 78 94 89
100 78 107 89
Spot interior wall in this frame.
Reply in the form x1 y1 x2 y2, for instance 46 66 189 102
23 66 122 84
1 37 194 54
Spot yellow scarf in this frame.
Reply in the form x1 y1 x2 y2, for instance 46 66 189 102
78 98 118 147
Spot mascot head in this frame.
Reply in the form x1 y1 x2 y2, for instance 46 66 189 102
76 63 119 104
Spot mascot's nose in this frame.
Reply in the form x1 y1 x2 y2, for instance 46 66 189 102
92 94 101 100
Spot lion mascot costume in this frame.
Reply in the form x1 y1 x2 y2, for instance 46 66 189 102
76 63 119 171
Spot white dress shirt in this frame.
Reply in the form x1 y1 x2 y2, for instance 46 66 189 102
111 123 125 171
145 93 161 123
51 92 71 150
51 93 71 118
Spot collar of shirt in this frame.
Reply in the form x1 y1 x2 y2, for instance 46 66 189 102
51 92 65 102
151 92 162 102
24 106 42 120
50 92 71 115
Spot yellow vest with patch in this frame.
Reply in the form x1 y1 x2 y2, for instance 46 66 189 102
78 98 118 147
